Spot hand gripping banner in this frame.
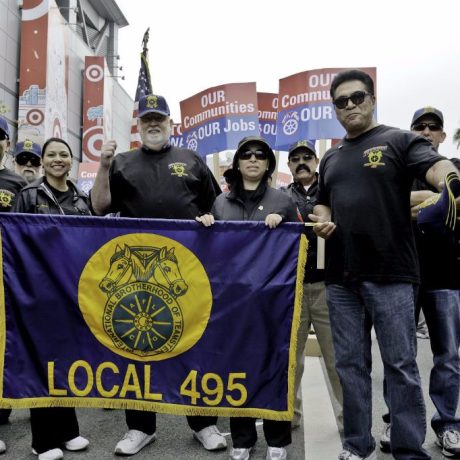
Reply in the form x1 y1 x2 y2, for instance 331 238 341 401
0 215 306 420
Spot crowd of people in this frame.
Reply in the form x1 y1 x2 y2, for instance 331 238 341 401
0 69 458 460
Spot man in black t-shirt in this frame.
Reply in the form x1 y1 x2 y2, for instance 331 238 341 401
0 116 27 213
92 94 225 457
309 70 460 460
379 108 460 458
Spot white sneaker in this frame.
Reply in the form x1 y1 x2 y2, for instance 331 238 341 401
64 435 89 451
266 446 287 459
0 439 5 454
338 449 377 460
230 447 252 460
114 430 156 455
193 425 227 451
435 429 460 457
379 422 391 452
32 448 64 460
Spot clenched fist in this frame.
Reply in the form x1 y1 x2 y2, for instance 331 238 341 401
100 140 117 168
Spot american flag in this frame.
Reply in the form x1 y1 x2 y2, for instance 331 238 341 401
130 29 152 149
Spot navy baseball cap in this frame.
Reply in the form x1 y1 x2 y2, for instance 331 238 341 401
411 107 444 128
138 94 170 118
0 116 10 140
288 140 316 158
13 139 42 158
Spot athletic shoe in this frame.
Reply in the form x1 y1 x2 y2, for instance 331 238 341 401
0 440 5 454
338 449 377 460
379 422 391 452
193 425 227 450
230 447 252 460
416 324 429 339
266 446 287 459
114 430 156 455
64 435 89 451
32 448 64 460
436 429 460 457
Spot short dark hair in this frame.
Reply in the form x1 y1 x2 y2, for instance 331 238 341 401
330 69 375 99
42 137 73 157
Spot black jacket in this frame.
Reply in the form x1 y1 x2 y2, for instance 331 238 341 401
281 176 324 283
12 177 91 215
212 183 298 223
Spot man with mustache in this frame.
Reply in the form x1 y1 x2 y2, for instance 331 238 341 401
282 140 343 432
91 94 225 457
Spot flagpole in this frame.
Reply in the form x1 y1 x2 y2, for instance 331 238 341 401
130 28 153 150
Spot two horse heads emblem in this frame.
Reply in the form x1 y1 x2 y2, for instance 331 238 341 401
99 244 188 298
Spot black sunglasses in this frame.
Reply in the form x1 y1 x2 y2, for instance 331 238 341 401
15 154 41 167
239 150 269 160
0 132 8 141
333 91 371 110
289 153 315 163
411 123 443 132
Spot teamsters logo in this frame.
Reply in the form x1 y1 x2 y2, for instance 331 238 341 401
23 139 34 150
78 234 213 361
146 95 159 109
363 146 386 168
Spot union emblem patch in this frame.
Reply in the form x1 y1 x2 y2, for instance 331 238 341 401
78 234 213 361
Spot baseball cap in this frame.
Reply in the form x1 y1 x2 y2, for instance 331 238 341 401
0 116 10 140
138 94 170 118
288 140 316 158
232 136 276 176
13 139 42 158
411 107 443 128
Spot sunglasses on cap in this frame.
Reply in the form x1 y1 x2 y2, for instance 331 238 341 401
289 153 315 163
411 122 443 132
332 91 371 110
15 154 41 167
238 150 269 160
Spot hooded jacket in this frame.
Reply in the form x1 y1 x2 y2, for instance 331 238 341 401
212 181 299 222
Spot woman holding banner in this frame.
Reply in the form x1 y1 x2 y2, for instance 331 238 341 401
13 137 90 460
197 135 299 460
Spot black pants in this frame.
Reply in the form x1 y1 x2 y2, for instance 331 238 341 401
0 409 11 424
30 408 80 453
230 417 291 448
125 409 217 435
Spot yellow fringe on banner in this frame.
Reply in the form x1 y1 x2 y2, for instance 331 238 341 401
284 233 308 421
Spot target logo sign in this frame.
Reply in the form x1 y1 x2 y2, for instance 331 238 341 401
83 126 104 162
85 64 104 83
26 109 44 126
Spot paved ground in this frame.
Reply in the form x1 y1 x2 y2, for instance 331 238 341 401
0 334 450 459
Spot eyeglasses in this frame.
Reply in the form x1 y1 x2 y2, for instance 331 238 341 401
289 154 315 163
411 123 443 132
332 91 371 109
15 154 41 167
0 132 8 141
238 150 268 160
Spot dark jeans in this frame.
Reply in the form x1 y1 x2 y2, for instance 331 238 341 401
384 288 460 435
420 289 460 433
30 408 79 453
327 282 430 460
230 418 291 448
125 409 217 435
